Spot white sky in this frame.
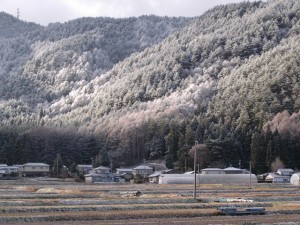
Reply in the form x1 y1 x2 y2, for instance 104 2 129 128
1 0 260 26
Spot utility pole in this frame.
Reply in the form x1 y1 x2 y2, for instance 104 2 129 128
249 160 252 189
110 159 113 172
193 140 198 200
17 8 20 19
57 154 59 178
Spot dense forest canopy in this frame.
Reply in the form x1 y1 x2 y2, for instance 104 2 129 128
0 0 300 174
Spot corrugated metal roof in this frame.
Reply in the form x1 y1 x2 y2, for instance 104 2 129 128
93 166 110 170
148 171 161 178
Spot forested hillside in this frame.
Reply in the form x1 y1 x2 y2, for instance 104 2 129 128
0 0 300 174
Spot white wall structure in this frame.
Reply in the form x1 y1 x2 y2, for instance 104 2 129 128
290 173 300 186
159 174 257 184
201 168 223 174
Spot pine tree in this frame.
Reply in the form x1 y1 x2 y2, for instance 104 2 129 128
165 149 174 169
52 153 63 178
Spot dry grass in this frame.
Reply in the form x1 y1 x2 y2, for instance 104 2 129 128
0 181 300 224
0 208 218 222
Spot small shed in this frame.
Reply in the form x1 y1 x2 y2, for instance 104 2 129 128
84 172 114 183
290 173 300 186
148 171 161 183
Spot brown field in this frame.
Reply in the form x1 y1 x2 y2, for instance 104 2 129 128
1 179 300 224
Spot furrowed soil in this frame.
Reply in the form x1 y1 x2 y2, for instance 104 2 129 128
1 179 300 224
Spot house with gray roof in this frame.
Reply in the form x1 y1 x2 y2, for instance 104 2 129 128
265 172 291 183
84 166 115 183
132 165 153 177
21 163 50 177
277 168 294 176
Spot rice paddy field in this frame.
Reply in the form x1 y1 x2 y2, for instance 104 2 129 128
1 178 300 224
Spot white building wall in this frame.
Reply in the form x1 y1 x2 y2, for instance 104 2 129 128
159 174 257 184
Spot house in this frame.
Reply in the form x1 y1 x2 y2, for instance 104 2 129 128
116 168 133 181
116 168 133 176
277 168 294 176
201 168 223 174
76 165 92 176
290 173 300 186
0 166 19 175
0 164 19 174
265 173 291 183
113 173 126 183
132 165 153 177
93 166 110 174
84 172 114 183
21 163 50 177
262 168 294 183
84 166 114 183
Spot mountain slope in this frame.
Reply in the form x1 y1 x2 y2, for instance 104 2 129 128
0 0 300 170
0 15 191 124
45 0 300 130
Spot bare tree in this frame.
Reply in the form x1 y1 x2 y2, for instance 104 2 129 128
271 157 285 172
188 144 208 169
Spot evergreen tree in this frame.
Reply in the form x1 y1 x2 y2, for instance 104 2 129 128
52 153 63 178
98 148 110 167
250 131 266 174
165 149 174 169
